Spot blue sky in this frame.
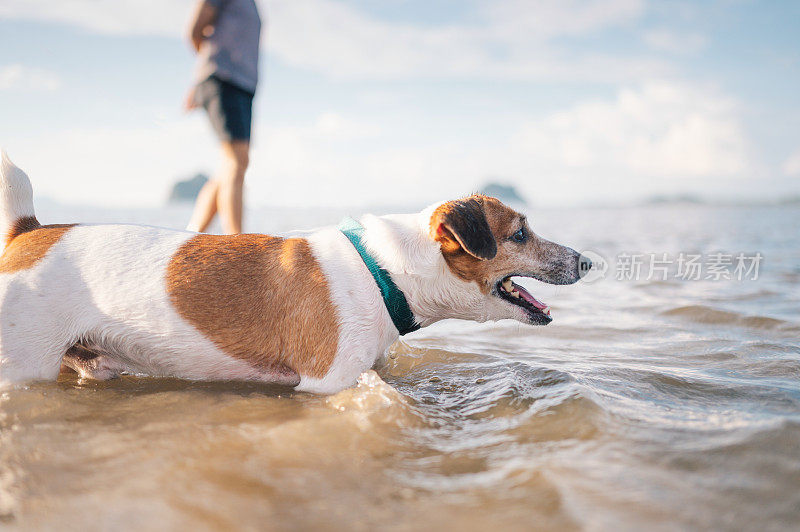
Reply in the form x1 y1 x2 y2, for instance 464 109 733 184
0 0 798 208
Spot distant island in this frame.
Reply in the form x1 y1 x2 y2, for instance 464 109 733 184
168 173 209 203
479 182 527 205
778 195 800 205
646 193 704 205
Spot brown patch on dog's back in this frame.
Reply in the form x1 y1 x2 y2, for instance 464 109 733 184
0 218 76 274
166 234 340 379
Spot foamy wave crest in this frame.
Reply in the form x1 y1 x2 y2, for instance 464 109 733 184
327 371 402 412
327 371 423 429
663 305 799 333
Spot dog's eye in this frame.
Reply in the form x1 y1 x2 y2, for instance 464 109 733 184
511 228 526 243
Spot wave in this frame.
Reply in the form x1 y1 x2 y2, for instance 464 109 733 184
326 370 425 429
662 305 799 333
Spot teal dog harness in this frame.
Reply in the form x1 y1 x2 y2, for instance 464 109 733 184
338 217 420 335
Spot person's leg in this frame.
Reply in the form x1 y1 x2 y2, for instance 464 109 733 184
216 140 249 234
185 141 248 234
185 77 253 234
186 77 225 233
186 178 219 233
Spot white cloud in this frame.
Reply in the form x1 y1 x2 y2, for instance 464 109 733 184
0 64 61 91
7 83 754 209
10 117 217 207
248 82 754 207
783 149 800 176
644 29 707 54
481 0 643 40
311 112 380 138
0 0 191 36
8 111 381 208
267 0 666 81
0 0 643 40
0 0 667 82
512 81 750 181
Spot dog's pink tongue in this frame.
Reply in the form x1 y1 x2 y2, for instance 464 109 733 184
513 283 548 310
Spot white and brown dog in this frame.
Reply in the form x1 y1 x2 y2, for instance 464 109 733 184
0 152 588 394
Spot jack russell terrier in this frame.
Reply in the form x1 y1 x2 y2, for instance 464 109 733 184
0 152 589 394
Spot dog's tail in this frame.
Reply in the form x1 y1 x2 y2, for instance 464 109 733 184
0 150 39 252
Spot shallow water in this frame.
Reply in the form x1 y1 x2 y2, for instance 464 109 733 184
1 202 799 531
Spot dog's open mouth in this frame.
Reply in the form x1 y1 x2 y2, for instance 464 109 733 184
496 276 553 324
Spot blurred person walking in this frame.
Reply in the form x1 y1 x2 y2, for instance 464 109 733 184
184 0 261 234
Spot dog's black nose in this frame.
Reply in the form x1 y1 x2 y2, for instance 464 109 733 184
578 254 593 277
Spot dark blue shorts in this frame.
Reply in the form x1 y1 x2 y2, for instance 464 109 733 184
196 75 254 142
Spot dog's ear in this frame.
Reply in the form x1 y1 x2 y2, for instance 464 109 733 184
431 198 497 260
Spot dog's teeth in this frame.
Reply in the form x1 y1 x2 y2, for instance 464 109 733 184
511 290 520 298
502 279 513 292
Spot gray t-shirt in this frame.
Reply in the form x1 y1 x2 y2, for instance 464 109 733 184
194 0 261 94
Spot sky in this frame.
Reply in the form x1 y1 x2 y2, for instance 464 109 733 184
0 0 799 209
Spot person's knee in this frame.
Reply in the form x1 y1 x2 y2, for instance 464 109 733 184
200 179 220 193
234 151 249 173
224 142 249 164
217 172 245 189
